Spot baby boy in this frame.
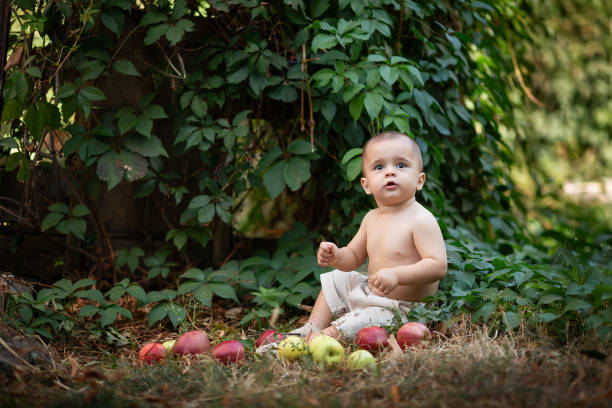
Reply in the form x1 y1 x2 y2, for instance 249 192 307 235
296 131 447 342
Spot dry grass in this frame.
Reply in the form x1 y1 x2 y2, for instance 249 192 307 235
0 318 610 408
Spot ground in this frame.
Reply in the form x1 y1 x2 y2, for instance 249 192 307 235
0 316 610 408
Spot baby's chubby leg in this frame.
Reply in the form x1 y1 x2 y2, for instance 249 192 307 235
330 307 406 341
291 289 336 339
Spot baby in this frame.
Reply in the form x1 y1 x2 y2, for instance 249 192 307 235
296 131 447 342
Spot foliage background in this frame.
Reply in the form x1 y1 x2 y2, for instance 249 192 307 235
0 0 609 344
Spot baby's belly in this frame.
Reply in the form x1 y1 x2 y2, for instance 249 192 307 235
368 281 439 302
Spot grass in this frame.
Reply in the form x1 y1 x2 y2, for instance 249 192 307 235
0 317 610 408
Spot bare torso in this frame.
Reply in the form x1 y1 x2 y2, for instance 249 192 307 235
364 202 439 301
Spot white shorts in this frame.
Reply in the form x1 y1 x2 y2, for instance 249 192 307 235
320 270 421 340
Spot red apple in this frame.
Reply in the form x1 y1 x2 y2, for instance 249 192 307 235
173 330 210 356
396 322 431 349
356 326 389 354
138 342 165 364
212 340 246 365
255 330 284 348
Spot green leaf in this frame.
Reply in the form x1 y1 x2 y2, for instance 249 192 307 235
123 134 168 157
148 303 168 327
173 230 188 250
134 117 153 137
80 86 106 101
144 24 168 45
535 313 559 322
227 66 249 84
341 147 363 166
48 203 69 214
20 305 32 325
283 157 311 191
167 303 187 327
165 25 185 45
96 150 123 190
349 94 364 121
321 100 336 122
287 140 313 155
71 204 90 217
209 283 239 303
263 161 286 199
41 212 65 231
503 311 522 330
193 286 213 306
1 99 25 121
78 305 99 318
312 34 337 52
364 92 384 120
101 9 124 36
191 97 207 118
563 298 592 313
346 157 362 181
24 102 61 140
65 218 87 239
126 285 148 302
538 293 563 305
473 302 496 323
118 113 138 135
180 268 206 282
310 0 330 18
143 105 167 119
113 59 140 76
75 289 106 304
197 203 215 224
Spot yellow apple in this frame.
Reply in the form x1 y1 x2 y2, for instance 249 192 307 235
277 336 308 360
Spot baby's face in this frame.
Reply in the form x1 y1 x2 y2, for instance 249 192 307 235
360 137 425 207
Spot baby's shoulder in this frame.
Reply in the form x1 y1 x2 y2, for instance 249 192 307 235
410 202 441 226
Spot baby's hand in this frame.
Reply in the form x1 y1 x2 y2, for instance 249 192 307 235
317 242 338 267
369 268 399 296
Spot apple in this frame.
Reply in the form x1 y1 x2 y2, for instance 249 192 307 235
173 330 210 356
212 340 246 365
396 322 431 349
255 330 284 348
310 336 344 367
308 334 334 354
356 326 389 354
277 336 308 360
138 342 165 364
162 339 176 353
346 349 375 370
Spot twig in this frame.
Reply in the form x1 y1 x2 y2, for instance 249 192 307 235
506 30 545 108
0 336 39 372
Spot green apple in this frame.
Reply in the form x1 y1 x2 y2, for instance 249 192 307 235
310 336 344 367
308 334 335 354
278 336 308 360
346 349 375 370
162 339 176 353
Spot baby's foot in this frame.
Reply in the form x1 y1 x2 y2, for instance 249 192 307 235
306 325 339 344
290 321 320 338
255 341 279 356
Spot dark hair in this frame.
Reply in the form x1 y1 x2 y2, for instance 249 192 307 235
361 131 423 173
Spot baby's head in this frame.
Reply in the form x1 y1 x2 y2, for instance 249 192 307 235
359 131 426 206
361 132 423 174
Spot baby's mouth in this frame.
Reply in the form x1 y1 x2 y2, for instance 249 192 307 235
384 181 398 189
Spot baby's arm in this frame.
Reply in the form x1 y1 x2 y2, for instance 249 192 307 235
369 211 447 295
317 213 368 271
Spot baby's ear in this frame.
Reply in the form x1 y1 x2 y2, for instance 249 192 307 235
360 177 371 195
416 172 426 190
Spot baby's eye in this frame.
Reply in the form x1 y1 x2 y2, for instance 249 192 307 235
397 162 407 168
374 164 383 171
